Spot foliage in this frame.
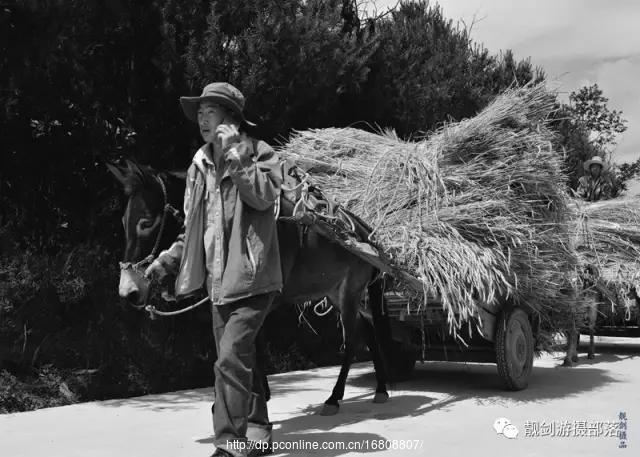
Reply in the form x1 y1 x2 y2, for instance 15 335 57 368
617 158 640 185
568 83 628 153
550 84 629 193
0 366 76 413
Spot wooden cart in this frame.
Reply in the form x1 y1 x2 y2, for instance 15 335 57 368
314 220 537 391
378 291 536 391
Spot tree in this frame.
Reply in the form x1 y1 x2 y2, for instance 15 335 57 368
358 2 544 137
567 83 627 157
551 84 629 193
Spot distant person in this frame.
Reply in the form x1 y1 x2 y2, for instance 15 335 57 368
576 155 612 201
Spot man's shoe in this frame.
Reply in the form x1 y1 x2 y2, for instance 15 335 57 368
210 448 235 457
248 438 273 457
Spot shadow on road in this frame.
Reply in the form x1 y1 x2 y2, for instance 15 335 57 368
269 392 437 456
94 350 626 456
349 359 619 405
95 339 634 456
99 387 213 412
569 339 640 366
98 353 620 414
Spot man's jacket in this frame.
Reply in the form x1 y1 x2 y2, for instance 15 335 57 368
576 175 612 202
158 134 283 305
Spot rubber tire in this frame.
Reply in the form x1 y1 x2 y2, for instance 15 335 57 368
495 307 534 391
387 340 417 382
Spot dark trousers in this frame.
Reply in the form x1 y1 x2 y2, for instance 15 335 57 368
211 293 273 456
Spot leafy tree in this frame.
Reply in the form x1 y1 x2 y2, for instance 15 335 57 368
618 158 640 184
568 83 627 155
551 84 629 194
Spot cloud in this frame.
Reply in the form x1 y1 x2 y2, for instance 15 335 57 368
374 0 640 164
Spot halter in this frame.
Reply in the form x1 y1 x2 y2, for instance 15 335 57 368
119 175 184 310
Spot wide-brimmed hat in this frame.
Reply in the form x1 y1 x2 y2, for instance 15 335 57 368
583 155 609 172
179 82 255 126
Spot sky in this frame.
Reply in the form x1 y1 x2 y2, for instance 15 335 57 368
373 0 640 165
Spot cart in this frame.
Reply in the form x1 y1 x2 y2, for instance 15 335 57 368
313 219 537 391
588 278 640 338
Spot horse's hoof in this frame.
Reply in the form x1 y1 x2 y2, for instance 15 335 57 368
373 391 389 404
561 358 574 367
587 353 595 360
318 404 339 416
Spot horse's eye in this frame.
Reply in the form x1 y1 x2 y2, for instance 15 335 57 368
139 218 154 229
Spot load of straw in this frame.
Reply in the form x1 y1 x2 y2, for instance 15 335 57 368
280 84 586 342
569 198 640 320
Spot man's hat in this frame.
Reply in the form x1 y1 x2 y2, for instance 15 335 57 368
179 82 255 126
583 155 609 172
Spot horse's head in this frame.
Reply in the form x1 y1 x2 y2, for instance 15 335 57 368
107 160 184 306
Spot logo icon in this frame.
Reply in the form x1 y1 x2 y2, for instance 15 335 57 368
494 417 519 439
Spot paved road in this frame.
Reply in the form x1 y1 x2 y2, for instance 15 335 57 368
1 337 638 457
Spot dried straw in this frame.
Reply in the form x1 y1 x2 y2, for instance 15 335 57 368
280 84 586 342
569 198 640 318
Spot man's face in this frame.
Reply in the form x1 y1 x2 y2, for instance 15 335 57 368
197 102 226 143
590 164 603 178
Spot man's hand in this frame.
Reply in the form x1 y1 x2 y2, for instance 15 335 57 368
216 124 241 159
144 259 167 281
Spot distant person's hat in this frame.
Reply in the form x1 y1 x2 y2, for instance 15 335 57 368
179 82 255 126
583 156 609 172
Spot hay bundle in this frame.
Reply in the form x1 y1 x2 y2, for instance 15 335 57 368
280 84 584 340
570 198 640 318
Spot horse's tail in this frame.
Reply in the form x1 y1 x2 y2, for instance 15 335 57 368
366 275 395 384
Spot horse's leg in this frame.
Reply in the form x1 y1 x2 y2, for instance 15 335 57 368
588 332 595 359
366 278 393 399
359 313 389 403
587 297 598 360
562 329 577 367
319 297 359 416
573 332 580 362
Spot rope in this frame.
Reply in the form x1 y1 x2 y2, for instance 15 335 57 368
150 176 170 259
144 296 210 320
281 173 309 192
273 196 281 220
313 297 333 317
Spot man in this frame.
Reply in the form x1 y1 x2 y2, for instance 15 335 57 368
576 155 612 202
145 82 283 457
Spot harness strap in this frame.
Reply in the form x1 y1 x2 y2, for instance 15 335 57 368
150 176 170 259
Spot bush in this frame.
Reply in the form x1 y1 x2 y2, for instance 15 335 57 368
0 365 76 413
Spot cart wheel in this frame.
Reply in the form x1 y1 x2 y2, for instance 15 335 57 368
495 307 534 391
387 340 417 382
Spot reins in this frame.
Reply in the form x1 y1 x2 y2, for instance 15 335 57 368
119 174 192 316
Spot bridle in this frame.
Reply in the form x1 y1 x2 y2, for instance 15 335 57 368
119 175 184 312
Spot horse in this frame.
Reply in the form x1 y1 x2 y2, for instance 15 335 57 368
565 273 640 366
107 159 394 415
563 265 599 366
563 302 597 367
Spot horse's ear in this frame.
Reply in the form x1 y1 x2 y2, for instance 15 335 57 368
166 170 187 181
106 162 128 186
